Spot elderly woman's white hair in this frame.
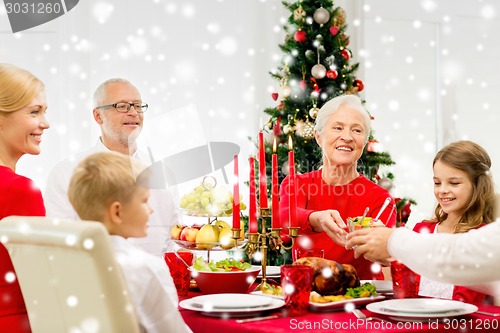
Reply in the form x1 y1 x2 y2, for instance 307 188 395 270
314 95 371 144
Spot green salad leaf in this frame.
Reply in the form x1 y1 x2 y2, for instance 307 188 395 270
345 282 377 298
192 256 251 272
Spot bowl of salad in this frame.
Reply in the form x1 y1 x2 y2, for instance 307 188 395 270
190 257 260 294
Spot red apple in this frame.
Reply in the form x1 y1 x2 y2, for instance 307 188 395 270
169 224 185 240
180 227 199 242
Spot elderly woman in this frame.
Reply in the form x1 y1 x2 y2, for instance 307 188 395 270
279 94 396 280
0 63 50 332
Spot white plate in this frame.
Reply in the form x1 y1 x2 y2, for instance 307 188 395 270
253 265 281 278
309 295 385 311
367 299 478 320
250 290 284 300
180 296 284 318
188 293 272 309
360 280 393 293
381 298 467 314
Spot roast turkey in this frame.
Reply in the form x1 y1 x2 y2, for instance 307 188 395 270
293 257 360 295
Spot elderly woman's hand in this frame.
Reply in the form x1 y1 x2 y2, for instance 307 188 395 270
345 227 394 265
309 210 348 246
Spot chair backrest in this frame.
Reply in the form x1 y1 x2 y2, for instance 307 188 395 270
0 216 140 333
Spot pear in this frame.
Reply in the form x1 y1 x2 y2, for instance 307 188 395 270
218 227 236 250
215 220 231 230
196 224 219 250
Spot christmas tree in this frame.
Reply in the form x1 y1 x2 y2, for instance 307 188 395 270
262 0 394 189
253 0 398 264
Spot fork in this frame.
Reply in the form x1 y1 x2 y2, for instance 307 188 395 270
476 310 500 317
352 309 386 322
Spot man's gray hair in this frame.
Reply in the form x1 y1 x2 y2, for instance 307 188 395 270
93 78 136 108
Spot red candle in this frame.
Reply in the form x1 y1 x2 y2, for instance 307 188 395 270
232 155 240 229
271 139 279 228
249 157 257 233
288 136 296 228
258 132 268 208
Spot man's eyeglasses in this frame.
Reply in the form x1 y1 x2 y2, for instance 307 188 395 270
97 102 148 113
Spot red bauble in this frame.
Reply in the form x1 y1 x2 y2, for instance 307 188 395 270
341 49 350 61
326 69 338 79
294 30 306 42
354 79 364 92
299 80 307 90
271 92 279 101
366 139 381 153
273 117 282 136
329 26 339 36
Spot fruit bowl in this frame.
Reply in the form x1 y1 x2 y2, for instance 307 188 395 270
190 267 261 294
173 239 247 251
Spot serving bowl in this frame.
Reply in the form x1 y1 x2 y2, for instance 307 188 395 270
189 267 261 294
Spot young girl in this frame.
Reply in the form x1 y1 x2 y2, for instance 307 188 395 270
410 140 494 303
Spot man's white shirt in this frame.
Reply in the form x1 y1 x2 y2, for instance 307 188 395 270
44 139 180 255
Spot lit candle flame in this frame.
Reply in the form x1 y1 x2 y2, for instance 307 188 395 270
288 135 293 150
273 137 277 153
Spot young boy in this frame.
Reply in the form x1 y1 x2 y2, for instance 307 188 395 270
68 151 191 333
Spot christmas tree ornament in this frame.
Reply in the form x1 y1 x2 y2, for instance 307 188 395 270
378 177 394 191
326 69 338 79
329 26 339 36
366 139 382 153
299 80 307 90
279 85 292 98
309 105 320 119
340 49 350 61
305 50 315 60
281 161 289 176
293 5 306 21
325 55 335 67
343 34 350 46
271 92 279 101
313 7 330 25
283 124 293 134
311 64 326 79
295 119 315 140
354 79 364 92
335 8 347 27
294 30 307 42
310 77 320 93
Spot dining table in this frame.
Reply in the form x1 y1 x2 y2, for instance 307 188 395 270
179 284 500 333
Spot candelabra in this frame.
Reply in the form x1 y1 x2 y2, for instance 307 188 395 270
232 208 299 291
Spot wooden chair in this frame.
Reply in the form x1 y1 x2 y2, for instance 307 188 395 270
0 216 140 333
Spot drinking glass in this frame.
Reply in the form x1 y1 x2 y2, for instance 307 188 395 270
163 251 193 296
390 260 420 299
280 265 314 316
292 248 325 262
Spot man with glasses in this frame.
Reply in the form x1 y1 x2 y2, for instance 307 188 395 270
44 78 179 256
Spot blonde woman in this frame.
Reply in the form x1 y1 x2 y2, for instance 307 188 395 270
0 63 50 332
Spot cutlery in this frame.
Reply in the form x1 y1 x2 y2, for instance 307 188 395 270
352 309 386 322
236 314 281 323
476 310 500 317
190 302 271 310
349 207 369 232
372 197 392 222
